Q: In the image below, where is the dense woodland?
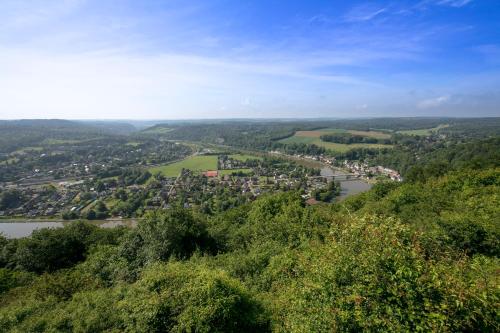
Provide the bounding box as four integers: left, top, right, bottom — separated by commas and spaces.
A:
320, 133, 392, 145
371, 137, 500, 178
0, 120, 135, 154
148, 117, 499, 148
1, 131, 499, 331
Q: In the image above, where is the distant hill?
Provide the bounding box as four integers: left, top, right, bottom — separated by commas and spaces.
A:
0, 119, 134, 153
0, 119, 136, 134
76, 121, 137, 135
138, 117, 500, 151
0, 119, 83, 128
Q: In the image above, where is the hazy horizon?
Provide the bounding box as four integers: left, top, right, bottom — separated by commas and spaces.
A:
2, 115, 499, 123
1, 0, 499, 119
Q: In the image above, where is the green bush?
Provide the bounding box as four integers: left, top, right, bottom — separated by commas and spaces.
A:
119, 261, 269, 332
121, 208, 217, 266
269, 215, 499, 332
0, 261, 269, 332
1, 221, 126, 273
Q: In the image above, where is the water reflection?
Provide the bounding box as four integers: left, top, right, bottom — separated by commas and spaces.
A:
0, 219, 137, 238
0, 222, 64, 238
320, 167, 372, 201
337, 180, 372, 200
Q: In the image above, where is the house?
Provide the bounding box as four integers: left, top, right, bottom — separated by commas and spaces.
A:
203, 170, 219, 177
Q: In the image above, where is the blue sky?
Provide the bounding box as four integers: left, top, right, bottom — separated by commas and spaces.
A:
0, 0, 499, 119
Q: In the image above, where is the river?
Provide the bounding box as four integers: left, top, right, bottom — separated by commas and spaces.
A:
320, 167, 373, 200
0, 219, 137, 238
337, 180, 372, 200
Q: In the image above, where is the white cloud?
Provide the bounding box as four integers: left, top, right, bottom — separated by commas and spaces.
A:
437, 0, 473, 8
0, 46, 376, 119
344, 4, 387, 22
417, 95, 450, 109
0, 0, 496, 119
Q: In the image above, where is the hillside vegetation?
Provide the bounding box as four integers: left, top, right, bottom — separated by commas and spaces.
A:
0, 120, 135, 153
0, 147, 498, 332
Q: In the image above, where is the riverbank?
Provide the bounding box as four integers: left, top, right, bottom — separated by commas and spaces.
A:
0, 218, 137, 238
0, 217, 136, 223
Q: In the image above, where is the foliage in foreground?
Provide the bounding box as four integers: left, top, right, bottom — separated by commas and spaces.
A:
0, 168, 498, 332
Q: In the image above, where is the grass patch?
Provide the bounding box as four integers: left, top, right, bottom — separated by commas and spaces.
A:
347, 130, 391, 139
279, 132, 392, 153
229, 154, 263, 161
42, 138, 89, 145
398, 124, 449, 136
0, 157, 19, 165
293, 129, 347, 138
80, 200, 96, 214
293, 128, 390, 139
13, 147, 43, 154
143, 127, 174, 134
149, 155, 218, 177
104, 198, 119, 209
279, 136, 318, 144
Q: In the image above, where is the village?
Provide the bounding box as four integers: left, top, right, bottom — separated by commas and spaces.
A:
342, 160, 403, 182
0, 153, 336, 219
1, 136, 406, 219
269, 151, 403, 182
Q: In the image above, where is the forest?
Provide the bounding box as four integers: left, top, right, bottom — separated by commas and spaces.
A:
320, 133, 391, 145
0, 137, 498, 332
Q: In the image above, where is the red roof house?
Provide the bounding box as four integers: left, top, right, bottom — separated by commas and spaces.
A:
203, 170, 219, 177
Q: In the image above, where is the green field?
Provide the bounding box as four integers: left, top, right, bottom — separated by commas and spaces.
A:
229, 154, 263, 161
142, 127, 174, 134
279, 129, 392, 152
279, 136, 317, 145
398, 124, 449, 136
13, 146, 44, 154
298, 128, 391, 139
103, 198, 119, 209
0, 157, 19, 165
149, 155, 218, 177
42, 138, 92, 145
80, 200, 96, 214
125, 141, 142, 147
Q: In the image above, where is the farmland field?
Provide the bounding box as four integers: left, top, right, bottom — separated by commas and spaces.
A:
149, 155, 218, 177
347, 130, 391, 139
41, 138, 91, 145
397, 124, 449, 136
279, 129, 392, 152
142, 127, 174, 134
0, 157, 19, 165
294, 129, 391, 139
13, 147, 44, 154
